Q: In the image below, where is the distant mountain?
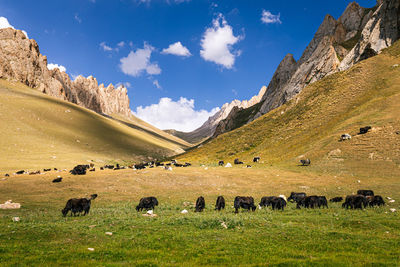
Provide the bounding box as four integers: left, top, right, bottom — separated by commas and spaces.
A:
165, 86, 266, 144
180, 0, 400, 139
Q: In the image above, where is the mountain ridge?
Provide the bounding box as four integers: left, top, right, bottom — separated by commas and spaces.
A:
172, 0, 399, 141
0, 27, 130, 118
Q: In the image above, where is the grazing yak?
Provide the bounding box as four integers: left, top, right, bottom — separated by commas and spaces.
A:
136, 197, 158, 211
297, 196, 319, 209
134, 163, 147, 170
234, 158, 244, 165
359, 126, 372, 134
234, 196, 256, 213
300, 159, 311, 166
52, 177, 62, 183
215, 196, 225, 211
357, 190, 374, 196
70, 165, 89, 175
62, 194, 98, 217
330, 197, 343, 202
253, 157, 260, 163
288, 192, 307, 203
195, 196, 205, 212
259, 196, 275, 208
340, 133, 352, 141
259, 196, 286, 211
366, 195, 385, 207
218, 161, 224, 166
342, 195, 367, 209
318, 196, 328, 208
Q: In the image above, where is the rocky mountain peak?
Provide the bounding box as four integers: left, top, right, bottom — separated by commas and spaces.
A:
338, 2, 364, 32
0, 28, 131, 117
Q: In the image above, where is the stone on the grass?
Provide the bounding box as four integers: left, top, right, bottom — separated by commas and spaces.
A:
0, 200, 21, 209
389, 208, 396, 212
105, 232, 113, 236
181, 209, 188, 214
88, 248, 95, 251
225, 163, 232, 168
12, 217, 20, 222
221, 221, 228, 229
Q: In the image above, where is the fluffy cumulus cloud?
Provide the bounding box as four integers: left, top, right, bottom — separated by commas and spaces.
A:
0, 17, 28, 38
261, 10, 282, 24
134, 97, 219, 132
161, 42, 191, 57
200, 14, 242, 69
47, 63, 67, 73
119, 43, 161, 77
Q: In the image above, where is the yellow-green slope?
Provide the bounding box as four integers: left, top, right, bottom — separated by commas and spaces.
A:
0, 79, 188, 171
179, 41, 400, 178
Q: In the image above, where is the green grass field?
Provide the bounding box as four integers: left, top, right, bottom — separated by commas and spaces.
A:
0, 167, 399, 266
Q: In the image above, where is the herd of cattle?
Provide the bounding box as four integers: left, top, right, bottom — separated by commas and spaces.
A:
61, 190, 386, 217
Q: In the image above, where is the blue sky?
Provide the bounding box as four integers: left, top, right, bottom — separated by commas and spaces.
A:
0, 0, 376, 131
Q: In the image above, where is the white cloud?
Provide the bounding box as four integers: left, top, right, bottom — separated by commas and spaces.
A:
74, 13, 82, 23
0, 17, 28, 38
116, 82, 132, 88
47, 63, 67, 73
200, 14, 242, 69
100, 41, 125, 52
100, 42, 113, 51
119, 43, 161, 77
152, 80, 162, 89
161, 41, 191, 57
134, 97, 219, 132
261, 10, 282, 24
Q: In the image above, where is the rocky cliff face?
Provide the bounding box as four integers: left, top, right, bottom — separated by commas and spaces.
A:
211, 0, 400, 138
0, 28, 130, 117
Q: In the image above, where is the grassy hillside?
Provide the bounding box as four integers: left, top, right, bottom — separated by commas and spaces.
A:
112, 114, 192, 148
178, 41, 400, 179
0, 79, 189, 172
164, 128, 209, 145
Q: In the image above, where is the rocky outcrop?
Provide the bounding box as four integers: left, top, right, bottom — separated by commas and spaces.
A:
340, 0, 400, 70
211, 0, 400, 138
0, 28, 130, 117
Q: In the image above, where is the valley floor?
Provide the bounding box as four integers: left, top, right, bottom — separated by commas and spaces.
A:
0, 166, 399, 266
